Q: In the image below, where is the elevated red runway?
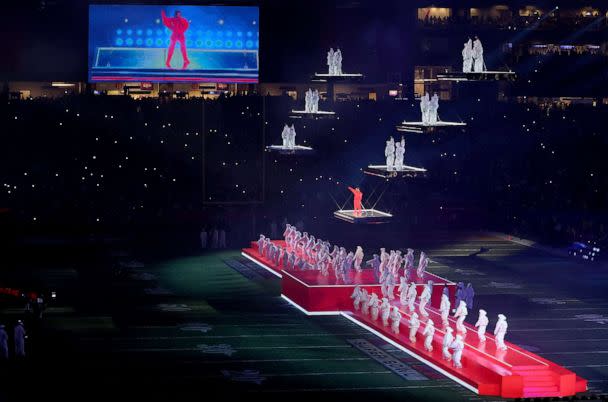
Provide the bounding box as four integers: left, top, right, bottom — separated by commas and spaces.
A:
241, 240, 587, 398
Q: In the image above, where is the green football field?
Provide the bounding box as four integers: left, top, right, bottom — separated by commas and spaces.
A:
2, 235, 606, 401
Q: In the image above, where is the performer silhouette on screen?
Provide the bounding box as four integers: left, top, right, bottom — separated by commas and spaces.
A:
348, 186, 363, 216
161, 9, 190, 69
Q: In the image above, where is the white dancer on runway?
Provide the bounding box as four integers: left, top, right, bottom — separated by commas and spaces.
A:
409, 312, 420, 343
353, 246, 364, 272
442, 327, 454, 360
419, 280, 432, 317
454, 300, 468, 333
423, 319, 435, 352
450, 334, 465, 368
439, 293, 451, 328
351, 286, 362, 311
494, 314, 508, 351
380, 298, 391, 326
475, 309, 489, 342
398, 277, 408, 306
390, 306, 401, 334
406, 281, 417, 313
370, 293, 380, 321
417, 251, 429, 277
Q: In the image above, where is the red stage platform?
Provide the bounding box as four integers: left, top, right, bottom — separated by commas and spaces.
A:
241, 240, 587, 398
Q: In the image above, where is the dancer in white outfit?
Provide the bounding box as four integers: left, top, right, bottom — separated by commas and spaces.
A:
409, 312, 420, 343
454, 300, 468, 333
419, 281, 432, 317
450, 334, 465, 368
423, 319, 435, 352
390, 306, 402, 334
475, 309, 489, 342
494, 314, 508, 351
442, 327, 454, 360
439, 293, 451, 328
462, 38, 473, 72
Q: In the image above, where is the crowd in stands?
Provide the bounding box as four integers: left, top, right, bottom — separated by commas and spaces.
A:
418, 13, 607, 31
0, 89, 606, 250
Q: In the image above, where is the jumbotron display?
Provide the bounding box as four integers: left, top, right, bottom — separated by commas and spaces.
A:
88, 4, 259, 83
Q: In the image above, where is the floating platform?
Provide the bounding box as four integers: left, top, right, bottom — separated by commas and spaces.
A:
241, 239, 588, 399
266, 145, 314, 155
290, 110, 336, 119
365, 165, 427, 179
333, 209, 392, 224
397, 121, 467, 134
312, 73, 364, 82
437, 71, 517, 82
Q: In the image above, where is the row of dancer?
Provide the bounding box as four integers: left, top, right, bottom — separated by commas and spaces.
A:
259, 226, 431, 289
367, 248, 430, 301
384, 136, 406, 171
440, 289, 508, 350
352, 286, 509, 370
352, 287, 464, 367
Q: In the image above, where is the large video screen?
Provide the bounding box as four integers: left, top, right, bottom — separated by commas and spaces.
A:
88, 5, 259, 83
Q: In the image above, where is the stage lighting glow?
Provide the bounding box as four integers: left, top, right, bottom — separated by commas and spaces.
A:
126, 38, 134, 46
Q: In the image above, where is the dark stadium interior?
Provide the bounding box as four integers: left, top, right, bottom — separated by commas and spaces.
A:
0, 1, 607, 401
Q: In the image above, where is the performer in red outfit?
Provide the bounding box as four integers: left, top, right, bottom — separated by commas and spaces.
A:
348, 186, 363, 216
161, 10, 190, 69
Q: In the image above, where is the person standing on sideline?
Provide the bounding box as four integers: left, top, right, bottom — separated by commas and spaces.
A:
211, 228, 219, 249
0, 324, 8, 360
200, 227, 208, 250
219, 228, 227, 249
14, 320, 26, 358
